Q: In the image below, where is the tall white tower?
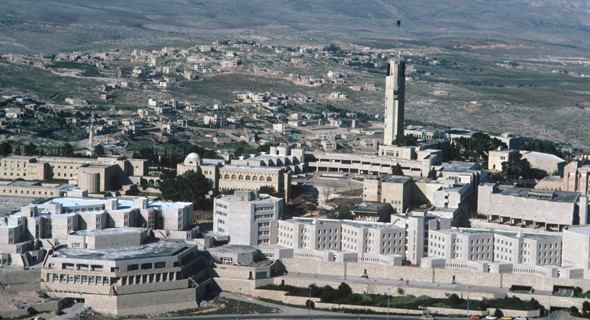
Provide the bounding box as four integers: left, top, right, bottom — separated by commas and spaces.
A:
88, 117, 94, 153
383, 58, 405, 146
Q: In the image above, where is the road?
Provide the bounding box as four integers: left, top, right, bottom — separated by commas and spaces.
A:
165, 315, 463, 320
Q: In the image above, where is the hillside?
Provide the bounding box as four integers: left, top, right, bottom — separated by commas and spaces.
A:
0, 0, 589, 54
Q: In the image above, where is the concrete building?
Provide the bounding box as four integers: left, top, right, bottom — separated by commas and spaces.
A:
384, 58, 405, 146
536, 161, 590, 196
521, 151, 567, 176
422, 229, 563, 277
478, 183, 588, 230
0, 156, 149, 193
363, 175, 412, 213
41, 238, 211, 316
230, 144, 305, 174
212, 190, 283, 246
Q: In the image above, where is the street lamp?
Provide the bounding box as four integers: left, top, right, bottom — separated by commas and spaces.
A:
155, 289, 158, 320
236, 287, 241, 320
308, 286, 312, 320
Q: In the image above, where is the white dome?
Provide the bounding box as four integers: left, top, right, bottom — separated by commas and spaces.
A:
184, 152, 202, 166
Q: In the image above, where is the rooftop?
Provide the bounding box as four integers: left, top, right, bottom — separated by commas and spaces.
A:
72, 228, 142, 237
208, 244, 259, 254
352, 201, 390, 213
53, 239, 191, 261
522, 151, 566, 164
285, 218, 400, 230
222, 165, 282, 171
495, 187, 579, 203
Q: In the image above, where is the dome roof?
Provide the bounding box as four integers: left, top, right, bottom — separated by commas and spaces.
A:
184, 152, 202, 165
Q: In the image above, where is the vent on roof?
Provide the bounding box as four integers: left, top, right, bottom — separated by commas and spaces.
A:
527, 190, 555, 199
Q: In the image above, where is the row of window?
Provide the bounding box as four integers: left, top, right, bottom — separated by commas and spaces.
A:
222, 174, 273, 181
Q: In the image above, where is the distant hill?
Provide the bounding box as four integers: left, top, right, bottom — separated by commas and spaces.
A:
0, 0, 589, 53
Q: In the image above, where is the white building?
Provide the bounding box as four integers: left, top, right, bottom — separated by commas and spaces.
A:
213, 190, 283, 246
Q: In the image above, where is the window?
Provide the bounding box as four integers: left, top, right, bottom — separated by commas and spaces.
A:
267, 176, 272, 181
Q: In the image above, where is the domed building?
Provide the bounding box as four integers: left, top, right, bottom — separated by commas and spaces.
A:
176, 151, 292, 200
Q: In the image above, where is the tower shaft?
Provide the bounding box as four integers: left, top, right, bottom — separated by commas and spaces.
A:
384, 58, 405, 146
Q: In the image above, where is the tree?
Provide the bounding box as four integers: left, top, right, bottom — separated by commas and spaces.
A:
159, 169, 210, 208
391, 164, 403, 176
571, 306, 580, 316
24, 143, 37, 156
234, 147, 245, 158
328, 204, 354, 220
62, 143, 75, 157
93, 144, 106, 157
0, 141, 11, 156
501, 153, 529, 180
448, 293, 462, 306
324, 44, 341, 53
303, 188, 319, 213
427, 168, 437, 180
256, 143, 272, 153
494, 308, 503, 318
14, 145, 21, 155
583, 301, 590, 314
259, 186, 284, 198
337, 282, 352, 297
392, 134, 418, 146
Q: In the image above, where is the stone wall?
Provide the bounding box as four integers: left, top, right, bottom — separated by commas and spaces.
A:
0, 269, 41, 285
280, 258, 590, 291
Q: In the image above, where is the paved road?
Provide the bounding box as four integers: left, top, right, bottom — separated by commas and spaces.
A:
166, 315, 463, 320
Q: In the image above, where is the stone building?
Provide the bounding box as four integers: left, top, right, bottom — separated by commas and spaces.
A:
176, 152, 292, 199
41, 237, 211, 316
478, 183, 588, 230
0, 155, 149, 193
422, 229, 564, 277
212, 190, 283, 246
536, 161, 590, 196
0, 197, 196, 267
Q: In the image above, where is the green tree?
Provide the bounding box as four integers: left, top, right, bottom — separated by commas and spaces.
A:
14, 145, 21, 155
0, 141, 11, 156
494, 308, 503, 318
571, 306, 580, 316
93, 144, 106, 157
256, 143, 272, 153
392, 134, 418, 146
501, 153, 529, 180
234, 147, 245, 158
24, 143, 37, 156
427, 168, 437, 180
391, 164, 403, 176
337, 282, 352, 297
583, 301, 590, 314
303, 188, 319, 213
259, 185, 284, 198
159, 170, 210, 208
62, 143, 75, 157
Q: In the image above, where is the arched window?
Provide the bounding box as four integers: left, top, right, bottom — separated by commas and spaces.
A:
252, 176, 258, 181
266, 176, 272, 182
231, 175, 237, 180
245, 175, 251, 180
238, 175, 243, 180
224, 174, 230, 179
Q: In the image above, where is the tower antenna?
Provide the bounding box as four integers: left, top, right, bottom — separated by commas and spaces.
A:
396, 20, 401, 58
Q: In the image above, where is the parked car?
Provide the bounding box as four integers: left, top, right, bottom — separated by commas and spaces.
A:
486, 316, 497, 320
421, 315, 435, 320
470, 316, 480, 319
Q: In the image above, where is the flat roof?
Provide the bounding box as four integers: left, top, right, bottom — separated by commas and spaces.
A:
522, 151, 566, 163
54, 239, 191, 261
208, 245, 258, 254
352, 201, 390, 213
72, 228, 142, 237
383, 175, 412, 183
495, 187, 579, 203
285, 218, 400, 230
439, 161, 478, 172
436, 228, 560, 240
222, 165, 282, 171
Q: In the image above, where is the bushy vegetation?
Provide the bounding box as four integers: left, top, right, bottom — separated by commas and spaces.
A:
259, 283, 542, 311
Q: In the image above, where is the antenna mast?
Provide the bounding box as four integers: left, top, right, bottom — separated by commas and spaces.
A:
396, 20, 401, 58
